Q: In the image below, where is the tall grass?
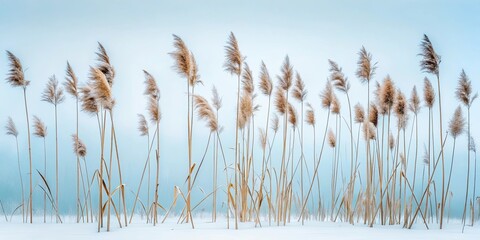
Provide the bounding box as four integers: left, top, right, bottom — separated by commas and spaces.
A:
1, 33, 479, 232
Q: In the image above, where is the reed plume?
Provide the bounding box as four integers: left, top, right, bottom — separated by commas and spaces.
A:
292, 72, 307, 102
409, 86, 421, 115
380, 76, 396, 112
224, 32, 243, 77
423, 77, 435, 108
288, 103, 297, 127
369, 103, 378, 127
194, 95, 218, 132
363, 121, 376, 140
147, 94, 161, 123
329, 59, 350, 92
331, 94, 340, 115
275, 87, 287, 115
389, 132, 395, 151
278, 56, 293, 92
328, 129, 336, 148
259, 61, 273, 96
79, 85, 99, 115
242, 63, 254, 95
6, 51, 29, 87
64, 62, 78, 97
272, 114, 280, 133
72, 134, 87, 158
306, 103, 315, 126
320, 82, 333, 109
449, 106, 464, 139
137, 114, 149, 137
356, 46, 377, 84
96, 43, 115, 86
6, 117, 19, 137
33, 116, 47, 138
419, 34, 440, 76
354, 103, 365, 123
89, 67, 114, 110
394, 89, 408, 130
212, 85, 222, 111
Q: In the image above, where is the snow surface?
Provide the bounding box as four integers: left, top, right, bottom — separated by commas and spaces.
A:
1, 217, 479, 240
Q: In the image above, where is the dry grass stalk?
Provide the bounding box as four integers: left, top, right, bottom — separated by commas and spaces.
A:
5, 117, 24, 222
6, 51, 33, 223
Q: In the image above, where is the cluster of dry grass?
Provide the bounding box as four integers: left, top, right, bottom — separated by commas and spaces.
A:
2, 33, 480, 233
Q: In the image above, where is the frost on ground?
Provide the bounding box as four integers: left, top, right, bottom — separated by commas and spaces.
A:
1, 217, 479, 240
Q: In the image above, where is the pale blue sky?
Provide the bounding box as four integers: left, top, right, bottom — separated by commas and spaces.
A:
0, 0, 479, 217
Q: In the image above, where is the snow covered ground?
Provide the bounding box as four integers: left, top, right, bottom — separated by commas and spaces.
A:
1, 217, 479, 240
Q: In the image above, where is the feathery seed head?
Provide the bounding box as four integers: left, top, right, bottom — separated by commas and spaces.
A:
242, 63, 254, 95
42, 75, 65, 106
456, 69, 477, 108
329, 59, 350, 93
356, 46, 377, 83
423, 77, 435, 108
137, 114, 149, 136
64, 61, 78, 97
6, 51, 29, 88
274, 87, 287, 115
79, 85, 99, 115
96, 42, 115, 86
449, 106, 465, 138
409, 86, 421, 114
292, 72, 307, 102
224, 32, 243, 76
211, 85, 222, 110
259, 61, 273, 96
305, 103, 316, 126
33, 116, 47, 138
320, 81, 333, 109
278, 55, 293, 91
328, 128, 336, 148
72, 134, 87, 158
354, 103, 365, 123
143, 70, 160, 99
194, 95, 217, 132
89, 67, 114, 110
419, 34, 440, 76
5, 117, 18, 137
